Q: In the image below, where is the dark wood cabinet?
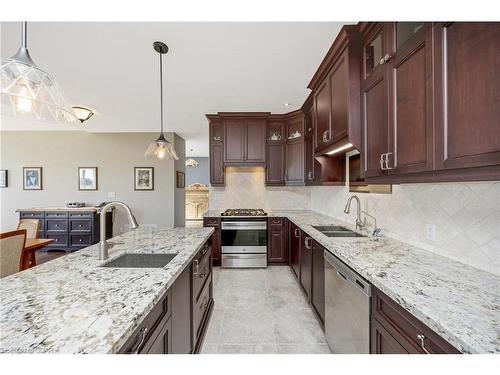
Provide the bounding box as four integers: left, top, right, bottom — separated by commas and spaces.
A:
311, 240, 325, 325
245, 119, 267, 163
171, 264, 192, 354
303, 97, 322, 184
143, 316, 172, 354
300, 236, 313, 300
224, 119, 245, 163
267, 217, 287, 264
289, 222, 301, 279
266, 119, 286, 185
434, 22, 500, 171
285, 112, 305, 185
314, 79, 331, 151
371, 286, 460, 354
203, 217, 221, 266
208, 119, 225, 186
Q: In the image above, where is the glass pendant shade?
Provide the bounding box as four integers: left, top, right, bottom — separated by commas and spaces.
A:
144, 134, 179, 160
0, 23, 76, 123
185, 158, 199, 167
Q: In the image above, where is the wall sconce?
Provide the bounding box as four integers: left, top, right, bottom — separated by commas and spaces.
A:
72, 106, 94, 123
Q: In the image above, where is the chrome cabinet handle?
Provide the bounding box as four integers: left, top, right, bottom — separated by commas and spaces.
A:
379, 57, 385, 65
416, 334, 430, 354
193, 259, 199, 275
383, 53, 392, 62
294, 228, 300, 238
304, 237, 312, 249
385, 152, 394, 170
307, 171, 313, 180
379, 154, 386, 170
322, 130, 327, 142
133, 327, 148, 354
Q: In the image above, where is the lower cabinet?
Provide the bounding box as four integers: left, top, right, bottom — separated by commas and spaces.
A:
203, 217, 221, 266
371, 286, 460, 354
300, 235, 313, 300
119, 239, 213, 354
311, 240, 325, 325
267, 217, 288, 264
289, 222, 302, 279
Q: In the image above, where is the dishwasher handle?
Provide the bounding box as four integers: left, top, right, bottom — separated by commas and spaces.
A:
324, 250, 371, 297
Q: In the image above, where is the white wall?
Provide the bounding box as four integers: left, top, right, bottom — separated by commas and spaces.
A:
209, 166, 311, 211
174, 133, 186, 227
310, 183, 500, 276
0, 131, 184, 233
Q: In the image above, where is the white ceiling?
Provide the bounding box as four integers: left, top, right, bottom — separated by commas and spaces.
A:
1, 22, 345, 156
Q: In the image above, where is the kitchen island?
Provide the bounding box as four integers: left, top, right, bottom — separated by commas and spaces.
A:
204, 209, 500, 354
0, 227, 214, 354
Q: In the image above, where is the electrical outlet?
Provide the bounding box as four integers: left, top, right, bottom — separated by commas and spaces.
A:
108, 192, 115, 199
425, 224, 436, 241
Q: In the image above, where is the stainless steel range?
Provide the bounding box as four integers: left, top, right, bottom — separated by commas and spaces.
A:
220, 209, 267, 268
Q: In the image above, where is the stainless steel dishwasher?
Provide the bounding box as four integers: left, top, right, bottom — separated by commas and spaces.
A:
324, 250, 371, 353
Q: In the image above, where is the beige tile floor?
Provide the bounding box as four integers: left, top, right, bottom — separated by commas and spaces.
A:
201, 266, 331, 354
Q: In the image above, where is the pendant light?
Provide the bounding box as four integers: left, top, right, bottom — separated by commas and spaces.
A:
144, 42, 178, 160
0, 22, 76, 123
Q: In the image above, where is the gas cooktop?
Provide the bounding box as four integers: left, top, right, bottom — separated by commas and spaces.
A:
221, 208, 267, 217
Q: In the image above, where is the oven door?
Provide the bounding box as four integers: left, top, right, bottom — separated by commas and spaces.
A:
221, 220, 267, 254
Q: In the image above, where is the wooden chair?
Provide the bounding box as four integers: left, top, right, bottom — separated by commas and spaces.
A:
17, 219, 40, 239
0, 229, 27, 278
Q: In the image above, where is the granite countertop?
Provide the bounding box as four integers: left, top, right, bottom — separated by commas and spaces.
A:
16, 207, 100, 212
204, 209, 500, 353
0, 227, 214, 354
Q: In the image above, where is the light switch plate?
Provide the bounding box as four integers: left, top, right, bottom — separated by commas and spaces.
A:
108, 192, 115, 199
425, 224, 437, 241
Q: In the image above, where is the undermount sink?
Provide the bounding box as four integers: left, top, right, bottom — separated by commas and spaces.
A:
312, 225, 366, 238
101, 253, 177, 268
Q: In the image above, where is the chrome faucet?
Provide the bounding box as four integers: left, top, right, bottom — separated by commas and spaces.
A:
99, 201, 138, 260
344, 195, 366, 231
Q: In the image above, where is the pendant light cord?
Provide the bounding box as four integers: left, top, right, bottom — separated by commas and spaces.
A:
159, 51, 164, 135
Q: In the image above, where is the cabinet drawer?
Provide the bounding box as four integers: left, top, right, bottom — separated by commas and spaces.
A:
203, 217, 220, 227
20, 211, 44, 219
46, 234, 68, 247
194, 279, 212, 340
372, 287, 460, 354
69, 212, 93, 218
119, 291, 171, 354
193, 245, 211, 303
46, 219, 68, 232
70, 220, 92, 232
268, 217, 285, 227
70, 234, 92, 247
45, 212, 68, 218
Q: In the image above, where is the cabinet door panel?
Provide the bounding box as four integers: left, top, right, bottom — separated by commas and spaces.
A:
389, 26, 433, 174
300, 236, 312, 300
266, 143, 285, 185
210, 144, 224, 185
314, 80, 331, 151
171, 266, 192, 354
435, 22, 500, 170
289, 223, 301, 279
268, 229, 287, 263
330, 54, 348, 142
371, 319, 408, 354
285, 140, 304, 183
311, 241, 325, 324
143, 318, 172, 354
362, 72, 389, 178
246, 120, 266, 163
224, 120, 245, 163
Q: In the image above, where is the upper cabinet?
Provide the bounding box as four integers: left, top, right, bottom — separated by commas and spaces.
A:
433, 22, 500, 172
285, 111, 305, 185
308, 25, 362, 155
266, 117, 286, 185
221, 114, 267, 164
207, 117, 225, 186
361, 22, 500, 183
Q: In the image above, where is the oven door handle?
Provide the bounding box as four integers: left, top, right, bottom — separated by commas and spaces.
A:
221, 222, 267, 230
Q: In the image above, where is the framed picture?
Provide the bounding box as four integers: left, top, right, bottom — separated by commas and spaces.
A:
78, 167, 98, 191
0, 170, 7, 188
134, 167, 154, 191
23, 167, 42, 190
176, 171, 185, 188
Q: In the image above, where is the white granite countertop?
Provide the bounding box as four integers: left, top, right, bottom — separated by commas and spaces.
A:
204, 209, 500, 353
0, 227, 214, 354
16, 207, 100, 212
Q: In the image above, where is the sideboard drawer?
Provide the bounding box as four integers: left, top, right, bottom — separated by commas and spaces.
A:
70, 234, 92, 247
69, 212, 93, 218
46, 219, 68, 232
20, 212, 44, 219
70, 220, 92, 232
46, 234, 68, 247
45, 212, 68, 219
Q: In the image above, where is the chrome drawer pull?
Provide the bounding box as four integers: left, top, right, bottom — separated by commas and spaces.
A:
416, 334, 430, 354
133, 327, 148, 354
193, 260, 199, 275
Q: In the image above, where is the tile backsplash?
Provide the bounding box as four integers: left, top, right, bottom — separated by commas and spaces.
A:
310, 183, 500, 276
209, 166, 311, 210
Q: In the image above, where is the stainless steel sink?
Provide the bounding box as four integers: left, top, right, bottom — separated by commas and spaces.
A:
101, 253, 177, 268
312, 225, 366, 238
312, 225, 350, 232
